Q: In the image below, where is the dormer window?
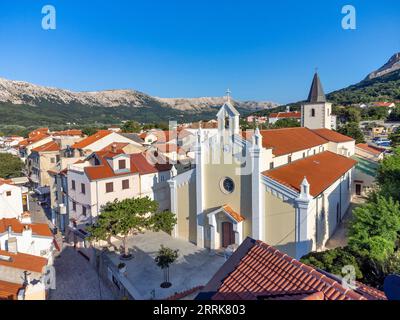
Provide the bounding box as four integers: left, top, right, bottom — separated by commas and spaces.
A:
119, 159, 126, 170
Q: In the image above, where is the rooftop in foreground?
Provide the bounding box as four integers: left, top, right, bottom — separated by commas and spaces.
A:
197, 238, 386, 300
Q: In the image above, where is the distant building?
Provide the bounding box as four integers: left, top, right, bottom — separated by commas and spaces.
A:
268, 111, 301, 125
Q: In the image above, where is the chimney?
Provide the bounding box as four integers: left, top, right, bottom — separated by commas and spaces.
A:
111, 143, 117, 153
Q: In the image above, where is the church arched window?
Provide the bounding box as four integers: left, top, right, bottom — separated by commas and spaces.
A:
311, 108, 316, 117
224, 116, 230, 129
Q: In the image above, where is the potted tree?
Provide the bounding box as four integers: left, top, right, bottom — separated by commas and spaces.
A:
155, 245, 179, 288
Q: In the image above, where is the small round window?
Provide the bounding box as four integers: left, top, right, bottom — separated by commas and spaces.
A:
221, 177, 235, 194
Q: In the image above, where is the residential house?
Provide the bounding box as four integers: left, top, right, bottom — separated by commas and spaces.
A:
352, 143, 386, 197
66, 150, 173, 248
246, 115, 268, 124
0, 178, 29, 219
0, 249, 50, 300
18, 132, 53, 160
71, 130, 142, 156
196, 237, 386, 300
0, 214, 55, 263
268, 111, 301, 125
169, 73, 356, 259
372, 102, 396, 114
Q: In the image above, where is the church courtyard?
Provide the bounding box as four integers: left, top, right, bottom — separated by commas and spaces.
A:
101, 231, 226, 300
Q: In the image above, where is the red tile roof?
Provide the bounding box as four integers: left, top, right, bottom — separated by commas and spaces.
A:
31, 141, 60, 153
269, 112, 301, 119
0, 280, 24, 300
373, 102, 394, 107
28, 128, 49, 138
222, 205, 245, 222
356, 143, 385, 156
0, 178, 13, 186
84, 152, 137, 181
83, 152, 172, 181
130, 153, 173, 175
100, 142, 130, 153
312, 128, 354, 143
242, 127, 328, 156
0, 250, 48, 273
199, 238, 386, 300
18, 133, 49, 147
263, 151, 357, 197
71, 130, 113, 149
0, 218, 53, 237
154, 143, 181, 153
53, 129, 83, 136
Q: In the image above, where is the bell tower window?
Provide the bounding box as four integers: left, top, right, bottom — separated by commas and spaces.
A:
311, 109, 316, 117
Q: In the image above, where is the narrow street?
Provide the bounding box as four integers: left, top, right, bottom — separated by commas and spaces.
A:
48, 244, 114, 300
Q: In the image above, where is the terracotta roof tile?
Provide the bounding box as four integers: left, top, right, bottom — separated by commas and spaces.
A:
18, 133, 49, 147
71, 130, 113, 149
200, 238, 386, 301
53, 129, 83, 136
269, 112, 301, 119
356, 143, 385, 156
242, 127, 328, 156
0, 250, 48, 273
31, 141, 60, 153
0, 218, 53, 237
222, 205, 245, 222
312, 128, 354, 143
263, 151, 357, 197
0, 280, 24, 300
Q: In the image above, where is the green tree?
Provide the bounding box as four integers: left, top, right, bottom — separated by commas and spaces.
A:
300, 247, 363, 279
88, 197, 157, 258
271, 118, 301, 129
389, 132, 400, 148
150, 211, 177, 235
0, 153, 24, 179
376, 147, 400, 201
337, 122, 365, 143
121, 121, 141, 133
88, 197, 177, 258
82, 127, 102, 136
348, 196, 400, 262
154, 245, 179, 288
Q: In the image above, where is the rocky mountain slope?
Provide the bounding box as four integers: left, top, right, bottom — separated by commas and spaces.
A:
365, 52, 400, 80
0, 77, 276, 113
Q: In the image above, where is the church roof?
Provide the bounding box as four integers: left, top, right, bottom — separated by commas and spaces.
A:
217, 101, 240, 118
242, 127, 328, 156
262, 151, 357, 197
307, 72, 326, 103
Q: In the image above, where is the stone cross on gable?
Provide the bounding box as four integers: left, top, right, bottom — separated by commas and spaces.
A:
226, 88, 231, 102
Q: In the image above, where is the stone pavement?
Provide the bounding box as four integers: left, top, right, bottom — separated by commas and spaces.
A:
49, 245, 114, 300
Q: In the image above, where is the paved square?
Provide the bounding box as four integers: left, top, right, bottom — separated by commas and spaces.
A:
105, 231, 226, 300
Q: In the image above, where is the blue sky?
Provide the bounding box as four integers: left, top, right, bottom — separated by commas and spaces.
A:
0, 0, 399, 104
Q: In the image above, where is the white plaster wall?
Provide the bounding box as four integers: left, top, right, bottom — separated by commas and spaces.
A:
0, 184, 24, 219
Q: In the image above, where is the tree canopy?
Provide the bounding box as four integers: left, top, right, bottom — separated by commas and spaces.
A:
337, 122, 365, 144
88, 197, 177, 256
121, 120, 141, 133
0, 153, 24, 179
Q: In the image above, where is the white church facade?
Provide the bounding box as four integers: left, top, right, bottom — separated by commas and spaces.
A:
169, 73, 356, 259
